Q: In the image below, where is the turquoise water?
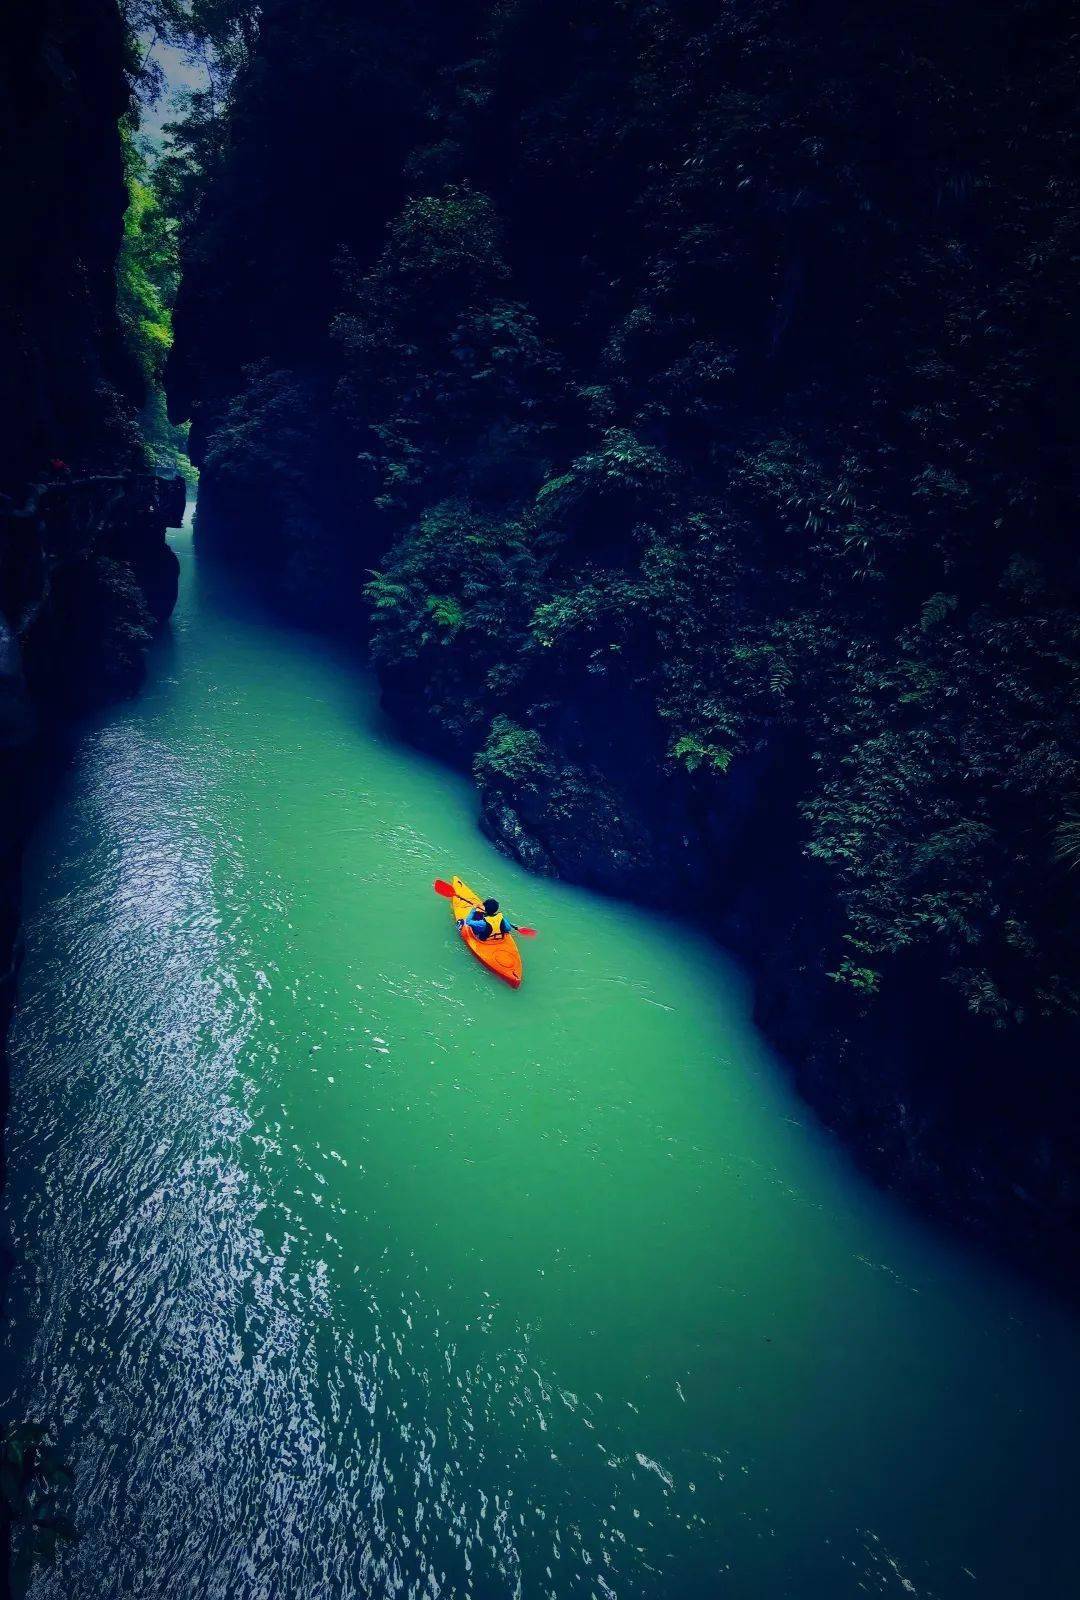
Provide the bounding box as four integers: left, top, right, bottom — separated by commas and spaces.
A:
2, 517, 1077, 1598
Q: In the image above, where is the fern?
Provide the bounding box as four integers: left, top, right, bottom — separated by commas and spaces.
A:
426, 593, 466, 634
363, 571, 408, 611
919, 591, 958, 631
670, 734, 732, 774
769, 653, 794, 695
535, 471, 576, 504
1053, 811, 1080, 871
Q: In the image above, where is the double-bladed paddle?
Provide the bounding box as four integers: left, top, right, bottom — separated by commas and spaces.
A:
432, 879, 537, 936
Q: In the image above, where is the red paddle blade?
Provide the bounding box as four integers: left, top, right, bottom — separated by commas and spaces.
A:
515, 927, 538, 937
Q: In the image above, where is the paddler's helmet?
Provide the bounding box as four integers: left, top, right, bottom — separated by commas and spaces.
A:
483, 898, 500, 914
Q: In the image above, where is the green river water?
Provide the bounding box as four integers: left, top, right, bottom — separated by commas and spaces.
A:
2, 519, 1078, 1599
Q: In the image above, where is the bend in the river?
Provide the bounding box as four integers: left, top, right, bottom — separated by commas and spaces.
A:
3, 517, 1078, 1598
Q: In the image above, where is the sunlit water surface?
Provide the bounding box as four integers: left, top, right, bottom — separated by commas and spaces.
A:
3, 517, 1078, 1599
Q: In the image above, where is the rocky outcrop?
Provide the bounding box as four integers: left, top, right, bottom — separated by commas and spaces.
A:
1, 474, 182, 707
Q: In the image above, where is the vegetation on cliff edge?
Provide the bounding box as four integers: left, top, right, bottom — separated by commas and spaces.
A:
168, 0, 1079, 1042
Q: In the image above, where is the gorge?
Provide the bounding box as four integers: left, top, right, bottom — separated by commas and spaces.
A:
1, 2, 1078, 1596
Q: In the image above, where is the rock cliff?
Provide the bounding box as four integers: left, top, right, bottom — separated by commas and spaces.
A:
0, 0, 184, 1376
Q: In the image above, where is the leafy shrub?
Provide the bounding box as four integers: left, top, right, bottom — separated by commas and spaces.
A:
474, 715, 553, 793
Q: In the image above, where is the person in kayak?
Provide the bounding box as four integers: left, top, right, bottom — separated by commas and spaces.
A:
458, 898, 518, 942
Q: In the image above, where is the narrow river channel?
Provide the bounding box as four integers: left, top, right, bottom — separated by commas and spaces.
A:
3, 518, 1077, 1599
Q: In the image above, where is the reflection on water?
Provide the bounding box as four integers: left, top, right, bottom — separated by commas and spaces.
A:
2, 527, 1078, 1599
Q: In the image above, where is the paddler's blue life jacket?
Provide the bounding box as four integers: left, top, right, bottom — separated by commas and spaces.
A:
465, 906, 505, 941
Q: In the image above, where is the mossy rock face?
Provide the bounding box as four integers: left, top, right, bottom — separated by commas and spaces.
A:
479, 798, 558, 876
8, 475, 182, 714
477, 736, 667, 897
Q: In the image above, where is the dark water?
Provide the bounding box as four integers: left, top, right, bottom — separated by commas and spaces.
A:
3, 519, 1078, 1598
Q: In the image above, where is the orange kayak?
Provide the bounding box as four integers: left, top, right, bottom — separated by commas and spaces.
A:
450, 875, 522, 989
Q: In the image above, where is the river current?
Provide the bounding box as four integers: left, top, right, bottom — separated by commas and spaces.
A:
2, 518, 1077, 1598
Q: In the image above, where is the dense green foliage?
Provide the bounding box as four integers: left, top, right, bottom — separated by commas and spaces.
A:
117, 129, 174, 381
172, 0, 1079, 1039
116, 125, 194, 478
115, 0, 260, 478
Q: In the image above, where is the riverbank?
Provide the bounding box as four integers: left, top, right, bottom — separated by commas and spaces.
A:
1, 471, 184, 1176
378, 664, 1079, 1294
